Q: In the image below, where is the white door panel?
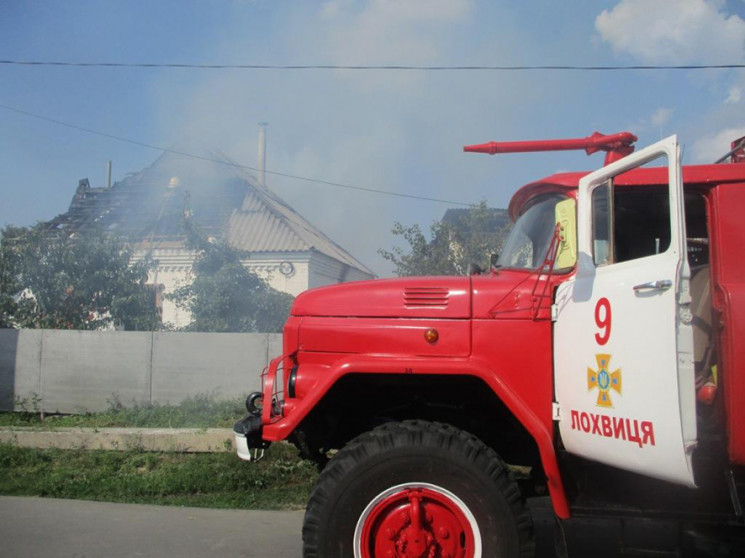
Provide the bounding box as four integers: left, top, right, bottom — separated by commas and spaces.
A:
554, 135, 697, 487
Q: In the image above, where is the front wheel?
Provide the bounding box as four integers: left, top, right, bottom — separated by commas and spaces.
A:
302, 420, 534, 557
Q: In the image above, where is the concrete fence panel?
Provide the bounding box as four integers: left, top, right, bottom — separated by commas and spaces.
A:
268, 334, 283, 365
40, 330, 153, 414
1, 329, 42, 410
150, 332, 266, 405
0, 329, 282, 414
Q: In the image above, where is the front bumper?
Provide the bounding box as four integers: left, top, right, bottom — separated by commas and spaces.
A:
234, 355, 289, 460
233, 414, 270, 461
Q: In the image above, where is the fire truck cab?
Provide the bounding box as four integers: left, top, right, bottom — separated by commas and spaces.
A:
235, 133, 745, 557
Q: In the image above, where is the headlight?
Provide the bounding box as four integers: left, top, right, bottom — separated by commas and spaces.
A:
288, 365, 299, 398
246, 391, 263, 415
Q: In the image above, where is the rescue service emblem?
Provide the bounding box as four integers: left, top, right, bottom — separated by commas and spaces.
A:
587, 354, 622, 407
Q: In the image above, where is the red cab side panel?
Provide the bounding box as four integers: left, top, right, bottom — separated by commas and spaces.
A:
710, 183, 745, 464
471, 317, 563, 514
471, 319, 554, 433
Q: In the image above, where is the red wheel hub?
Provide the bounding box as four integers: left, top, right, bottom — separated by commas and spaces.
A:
357, 485, 477, 558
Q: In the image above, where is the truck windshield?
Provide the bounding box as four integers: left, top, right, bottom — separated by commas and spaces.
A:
497, 195, 565, 270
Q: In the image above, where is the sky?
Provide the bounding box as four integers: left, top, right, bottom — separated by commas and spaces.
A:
1, 0, 744, 276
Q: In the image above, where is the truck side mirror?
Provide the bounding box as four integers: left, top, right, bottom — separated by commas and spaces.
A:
469, 262, 484, 275
489, 253, 500, 269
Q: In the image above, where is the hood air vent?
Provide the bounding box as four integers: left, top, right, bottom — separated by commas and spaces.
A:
404, 287, 450, 308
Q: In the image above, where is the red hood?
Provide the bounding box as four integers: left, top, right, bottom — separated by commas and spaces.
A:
292, 276, 472, 319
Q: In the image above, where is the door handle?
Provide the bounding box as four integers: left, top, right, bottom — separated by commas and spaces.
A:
633, 279, 672, 291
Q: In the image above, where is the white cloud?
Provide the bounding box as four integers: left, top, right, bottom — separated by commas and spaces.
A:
321, 0, 471, 27
725, 85, 743, 103
627, 107, 674, 135
319, 0, 471, 88
595, 0, 745, 64
321, 0, 350, 20
651, 107, 673, 127
691, 126, 745, 162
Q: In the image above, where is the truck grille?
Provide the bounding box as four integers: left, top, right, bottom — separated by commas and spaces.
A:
404, 287, 449, 308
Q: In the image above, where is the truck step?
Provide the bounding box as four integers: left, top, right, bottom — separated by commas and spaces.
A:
618, 519, 679, 558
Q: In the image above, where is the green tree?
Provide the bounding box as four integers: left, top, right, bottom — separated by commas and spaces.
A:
379, 201, 511, 277
0, 225, 160, 330
168, 223, 293, 333
0, 226, 34, 328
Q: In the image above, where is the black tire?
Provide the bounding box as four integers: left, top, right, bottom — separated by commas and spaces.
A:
303, 420, 534, 558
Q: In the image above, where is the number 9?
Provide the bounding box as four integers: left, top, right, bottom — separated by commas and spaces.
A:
595, 297, 611, 345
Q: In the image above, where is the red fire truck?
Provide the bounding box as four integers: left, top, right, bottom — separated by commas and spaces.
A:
234, 132, 745, 557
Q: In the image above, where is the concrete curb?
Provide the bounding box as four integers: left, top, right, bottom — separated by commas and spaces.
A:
0, 427, 234, 453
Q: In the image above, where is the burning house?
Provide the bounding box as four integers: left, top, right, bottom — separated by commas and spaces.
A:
43, 143, 374, 327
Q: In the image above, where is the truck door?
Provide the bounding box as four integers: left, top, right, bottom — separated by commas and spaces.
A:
554, 135, 697, 487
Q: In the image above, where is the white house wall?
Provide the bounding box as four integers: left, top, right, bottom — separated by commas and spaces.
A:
131, 245, 197, 329
133, 248, 315, 329
132, 247, 372, 330
240, 252, 311, 297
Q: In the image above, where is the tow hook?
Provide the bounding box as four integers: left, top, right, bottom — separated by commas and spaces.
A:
233, 391, 271, 462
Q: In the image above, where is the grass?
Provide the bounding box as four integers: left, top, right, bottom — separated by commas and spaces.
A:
2, 394, 247, 429
1, 396, 320, 509
0, 441, 319, 510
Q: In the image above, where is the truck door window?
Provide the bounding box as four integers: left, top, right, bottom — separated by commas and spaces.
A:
592, 180, 613, 266
685, 192, 709, 268
591, 170, 671, 265
614, 186, 671, 262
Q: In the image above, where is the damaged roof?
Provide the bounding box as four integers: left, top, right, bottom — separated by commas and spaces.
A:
44, 146, 373, 275
224, 169, 374, 274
